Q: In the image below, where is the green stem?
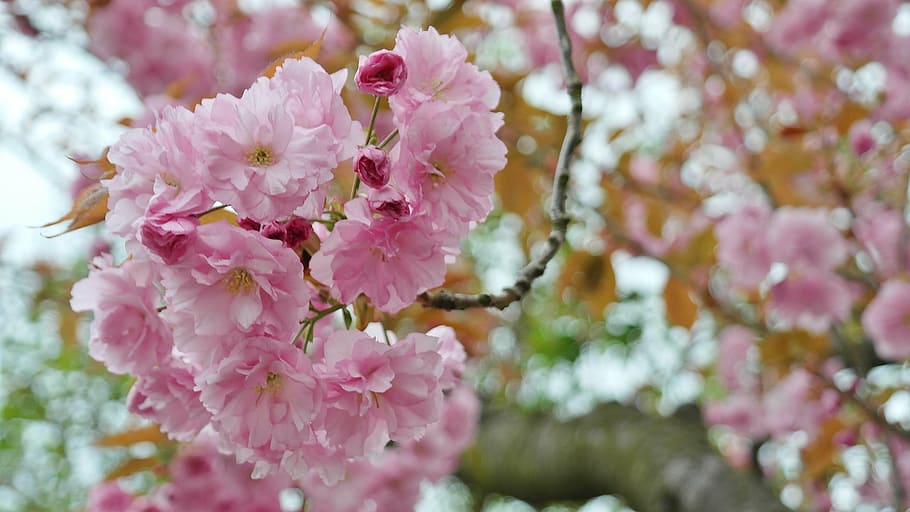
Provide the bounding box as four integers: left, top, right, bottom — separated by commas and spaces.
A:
377, 129, 399, 150
351, 97, 382, 198
295, 304, 346, 349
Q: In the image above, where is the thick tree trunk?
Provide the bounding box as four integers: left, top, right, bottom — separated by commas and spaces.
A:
460, 403, 786, 512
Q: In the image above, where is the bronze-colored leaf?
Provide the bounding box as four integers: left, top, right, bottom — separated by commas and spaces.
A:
663, 276, 698, 329
198, 208, 237, 226
96, 425, 168, 447
260, 29, 326, 79
558, 251, 617, 317
41, 182, 108, 236
104, 457, 159, 481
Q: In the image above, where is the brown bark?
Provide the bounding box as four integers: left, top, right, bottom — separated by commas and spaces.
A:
461, 403, 787, 512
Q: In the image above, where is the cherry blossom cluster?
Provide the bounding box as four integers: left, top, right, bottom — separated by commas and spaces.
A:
86, 386, 478, 512
86, 433, 290, 512
72, 25, 504, 493
85, 0, 354, 103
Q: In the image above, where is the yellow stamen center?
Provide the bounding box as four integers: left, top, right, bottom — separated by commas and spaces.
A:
224, 267, 256, 295
247, 146, 273, 167
255, 372, 282, 403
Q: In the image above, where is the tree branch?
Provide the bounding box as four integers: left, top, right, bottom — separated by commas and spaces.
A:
460, 403, 787, 512
418, 0, 582, 311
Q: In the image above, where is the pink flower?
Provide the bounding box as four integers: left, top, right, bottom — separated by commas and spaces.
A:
395, 102, 507, 240
198, 62, 354, 222
70, 256, 172, 375
150, 435, 290, 512
854, 203, 906, 278
127, 358, 211, 441
213, 7, 355, 95
400, 384, 480, 480
767, 207, 848, 271
390, 27, 500, 119
315, 329, 444, 459
849, 120, 876, 156
106, 105, 211, 237
704, 392, 768, 438
161, 221, 309, 350
714, 203, 772, 289
355, 50, 408, 96
198, 336, 322, 475
862, 280, 910, 360
87, 2, 215, 99
767, 270, 853, 333
353, 146, 391, 189
716, 325, 755, 392
137, 208, 198, 264
763, 369, 838, 439
426, 325, 467, 391
87, 481, 134, 512
309, 198, 447, 313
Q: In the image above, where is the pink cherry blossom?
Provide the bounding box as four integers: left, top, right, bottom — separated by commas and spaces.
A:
212, 7, 354, 96
106, 105, 211, 237
767, 207, 848, 271
355, 50, 408, 97
197, 336, 322, 476
714, 203, 772, 289
390, 26, 500, 120
70, 255, 172, 375
763, 369, 839, 439
862, 279, 910, 360
849, 120, 876, 156
127, 358, 211, 441
396, 102, 507, 239
400, 384, 481, 480
87, 1, 215, 99
196, 65, 351, 222
768, 270, 853, 333
315, 329, 444, 459
854, 203, 906, 278
146, 434, 290, 512
426, 325, 467, 391
309, 198, 447, 313
87, 481, 134, 512
161, 221, 309, 347
703, 392, 769, 438
716, 325, 755, 392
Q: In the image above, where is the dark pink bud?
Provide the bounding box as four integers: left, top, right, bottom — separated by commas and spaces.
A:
283, 217, 313, 247
355, 50, 408, 97
368, 186, 410, 219
260, 221, 286, 242
237, 217, 262, 231
138, 212, 198, 264
354, 146, 391, 189
848, 121, 875, 156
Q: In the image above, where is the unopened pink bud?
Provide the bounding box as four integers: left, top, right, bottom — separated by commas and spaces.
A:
355, 50, 408, 97
283, 217, 313, 247
354, 147, 391, 189
138, 212, 198, 264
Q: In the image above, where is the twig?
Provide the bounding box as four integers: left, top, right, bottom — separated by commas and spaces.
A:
418, 0, 582, 311
806, 368, 910, 445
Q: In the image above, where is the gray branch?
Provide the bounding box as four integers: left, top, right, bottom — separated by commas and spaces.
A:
461, 403, 787, 512
419, 0, 581, 311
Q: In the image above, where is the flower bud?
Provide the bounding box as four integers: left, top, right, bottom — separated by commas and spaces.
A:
283, 217, 313, 247
355, 50, 408, 97
354, 146, 391, 189
138, 212, 198, 264
368, 186, 410, 220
